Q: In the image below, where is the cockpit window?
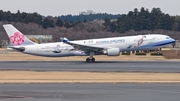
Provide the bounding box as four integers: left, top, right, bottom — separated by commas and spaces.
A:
166, 37, 170, 39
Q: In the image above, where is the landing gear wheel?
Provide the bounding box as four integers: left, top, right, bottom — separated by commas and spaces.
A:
86, 58, 90, 62
92, 58, 95, 62
86, 51, 95, 63
86, 58, 95, 63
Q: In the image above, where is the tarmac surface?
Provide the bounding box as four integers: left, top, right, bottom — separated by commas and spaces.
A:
0, 61, 180, 72
0, 83, 180, 101
1, 61, 180, 101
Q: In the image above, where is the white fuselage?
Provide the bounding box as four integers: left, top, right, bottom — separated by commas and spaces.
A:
17, 34, 175, 57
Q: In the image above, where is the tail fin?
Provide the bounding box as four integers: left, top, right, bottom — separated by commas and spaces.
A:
3, 24, 36, 46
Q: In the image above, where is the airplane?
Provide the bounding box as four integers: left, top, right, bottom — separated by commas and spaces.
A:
3, 24, 175, 62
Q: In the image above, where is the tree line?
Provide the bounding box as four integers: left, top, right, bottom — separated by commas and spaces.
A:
104, 7, 180, 33
1, 8, 180, 33
60, 13, 120, 22
0, 10, 120, 29
0, 10, 42, 24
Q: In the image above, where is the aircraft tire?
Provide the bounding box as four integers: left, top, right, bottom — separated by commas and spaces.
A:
86, 58, 95, 63
86, 58, 90, 62
92, 58, 95, 62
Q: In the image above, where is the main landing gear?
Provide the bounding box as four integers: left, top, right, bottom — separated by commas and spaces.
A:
86, 57, 95, 62
86, 51, 95, 62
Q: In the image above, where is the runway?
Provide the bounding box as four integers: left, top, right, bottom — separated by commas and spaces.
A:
0, 61, 180, 101
0, 61, 180, 72
0, 83, 180, 101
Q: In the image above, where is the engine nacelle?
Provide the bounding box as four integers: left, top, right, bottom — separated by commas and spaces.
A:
103, 48, 120, 56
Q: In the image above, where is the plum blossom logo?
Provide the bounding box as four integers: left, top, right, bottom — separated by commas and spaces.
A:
10, 32, 25, 45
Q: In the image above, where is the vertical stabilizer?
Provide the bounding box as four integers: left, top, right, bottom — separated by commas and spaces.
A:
3, 24, 36, 46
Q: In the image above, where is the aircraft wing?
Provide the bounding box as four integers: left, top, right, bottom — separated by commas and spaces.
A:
62, 38, 104, 52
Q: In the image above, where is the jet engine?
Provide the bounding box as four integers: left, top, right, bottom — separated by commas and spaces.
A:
103, 48, 120, 56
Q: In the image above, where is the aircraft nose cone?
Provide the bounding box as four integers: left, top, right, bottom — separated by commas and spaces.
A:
171, 38, 175, 43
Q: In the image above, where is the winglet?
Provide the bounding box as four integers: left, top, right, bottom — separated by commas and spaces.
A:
3, 24, 36, 46
61, 37, 69, 43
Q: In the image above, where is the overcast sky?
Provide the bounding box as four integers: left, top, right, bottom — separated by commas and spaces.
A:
0, 0, 179, 16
